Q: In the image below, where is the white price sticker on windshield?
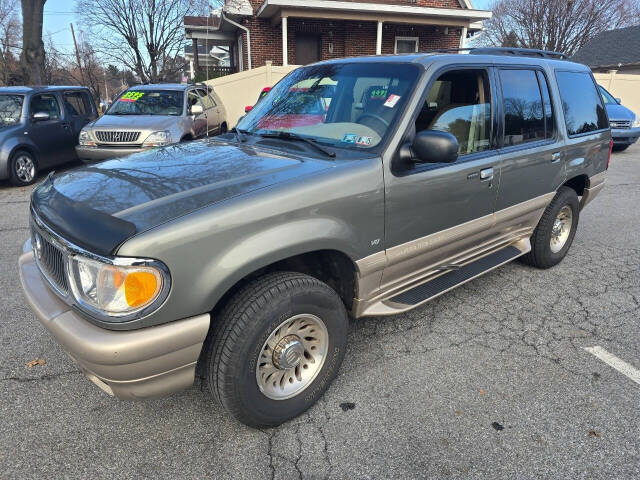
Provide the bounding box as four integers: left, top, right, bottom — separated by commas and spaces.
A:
384, 94, 401, 108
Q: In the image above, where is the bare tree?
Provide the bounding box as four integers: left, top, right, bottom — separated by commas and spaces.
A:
0, 0, 21, 85
76, 0, 208, 83
20, 0, 46, 84
482, 0, 640, 56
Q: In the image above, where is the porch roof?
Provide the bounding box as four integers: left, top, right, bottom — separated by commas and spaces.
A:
256, 0, 491, 28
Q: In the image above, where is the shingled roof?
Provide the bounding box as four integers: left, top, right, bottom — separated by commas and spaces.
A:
572, 25, 640, 68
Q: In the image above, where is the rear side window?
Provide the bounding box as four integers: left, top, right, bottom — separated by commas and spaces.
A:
555, 71, 608, 136
197, 89, 215, 109
63, 92, 89, 116
499, 69, 545, 146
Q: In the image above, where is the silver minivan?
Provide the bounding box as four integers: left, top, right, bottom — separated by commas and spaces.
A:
75, 83, 228, 161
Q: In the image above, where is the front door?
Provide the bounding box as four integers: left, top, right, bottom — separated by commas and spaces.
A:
28, 92, 75, 167
187, 90, 207, 138
295, 33, 320, 65
382, 68, 501, 291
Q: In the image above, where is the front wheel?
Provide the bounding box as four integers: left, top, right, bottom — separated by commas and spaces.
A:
204, 272, 348, 427
521, 186, 579, 269
9, 150, 38, 186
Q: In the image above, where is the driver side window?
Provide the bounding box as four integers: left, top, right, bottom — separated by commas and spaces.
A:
416, 69, 493, 156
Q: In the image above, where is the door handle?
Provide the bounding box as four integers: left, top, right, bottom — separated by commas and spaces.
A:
480, 167, 494, 181
551, 152, 561, 163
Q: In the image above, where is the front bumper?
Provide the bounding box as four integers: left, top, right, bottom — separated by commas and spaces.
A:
611, 126, 640, 145
18, 248, 210, 399
75, 145, 149, 162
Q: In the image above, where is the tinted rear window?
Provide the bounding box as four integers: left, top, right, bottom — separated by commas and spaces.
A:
499, 69, 545, 146
555, 71, 608, 136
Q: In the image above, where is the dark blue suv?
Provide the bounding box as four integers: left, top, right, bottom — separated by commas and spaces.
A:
0, 86, 97, 186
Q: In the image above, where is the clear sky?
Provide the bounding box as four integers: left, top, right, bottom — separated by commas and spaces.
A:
40, 0, 494, 57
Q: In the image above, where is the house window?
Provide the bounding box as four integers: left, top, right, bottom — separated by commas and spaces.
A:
395, 37, 419, 54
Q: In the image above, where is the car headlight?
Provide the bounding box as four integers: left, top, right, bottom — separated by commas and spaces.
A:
68, 254, 170, 319
78, 129, 95, 147
633, 115, 640, 128
142, 130, 172, 147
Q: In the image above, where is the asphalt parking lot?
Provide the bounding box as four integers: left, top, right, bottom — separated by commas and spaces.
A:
1, 146, 639, 479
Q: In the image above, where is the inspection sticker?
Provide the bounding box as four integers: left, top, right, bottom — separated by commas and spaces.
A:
120, 91, 145, 102
383, 94, 401, 108
342, 133, 358, 144
355, 136, 372, 146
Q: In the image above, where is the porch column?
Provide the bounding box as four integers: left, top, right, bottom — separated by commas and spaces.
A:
376, 21, 383, 55
192, 38, 200, 73
459, 27, 468, 49
282, 16, 288, 66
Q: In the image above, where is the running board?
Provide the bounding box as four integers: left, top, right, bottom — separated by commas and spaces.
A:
361, 239, 530, 316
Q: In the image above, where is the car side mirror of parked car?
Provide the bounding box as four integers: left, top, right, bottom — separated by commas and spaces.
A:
403, 130, 458, 164
190, 104, 203, 115
32, 112, 50, 122
615, 97, 622, 104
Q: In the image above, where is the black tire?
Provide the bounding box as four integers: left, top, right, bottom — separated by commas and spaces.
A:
9, 150, 38, 186
612, 144, 629, 152
520, 186, 579, 269
204, 272, 348, 428
219, 122, 228, 134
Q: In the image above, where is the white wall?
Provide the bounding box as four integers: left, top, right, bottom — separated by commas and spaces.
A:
594, 71, 640, 115
206, 62, 300, 127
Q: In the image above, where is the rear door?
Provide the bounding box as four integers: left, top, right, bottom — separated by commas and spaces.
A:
493, 66, 564, 237
62, 90, 97, 140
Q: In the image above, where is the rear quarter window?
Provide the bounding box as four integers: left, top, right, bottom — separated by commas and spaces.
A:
555, 71, 608, 136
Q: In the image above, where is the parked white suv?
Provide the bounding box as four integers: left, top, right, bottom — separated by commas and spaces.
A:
76, 83, 227, 161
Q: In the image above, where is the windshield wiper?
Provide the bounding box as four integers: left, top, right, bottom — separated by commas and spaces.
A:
258, 131, 336, 158
230, 127, 249, 143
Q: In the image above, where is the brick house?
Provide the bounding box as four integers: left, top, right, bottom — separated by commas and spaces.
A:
185, 0, 491, 77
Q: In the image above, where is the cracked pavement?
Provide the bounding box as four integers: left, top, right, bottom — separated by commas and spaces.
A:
1, 147, 639, 479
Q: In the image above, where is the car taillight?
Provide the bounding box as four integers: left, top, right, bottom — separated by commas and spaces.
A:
606, 138, 613, 169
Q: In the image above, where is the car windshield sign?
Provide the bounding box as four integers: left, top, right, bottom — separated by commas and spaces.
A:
0, 94, 24, 127
237, 63, 420, 152
107, 90, 184, 116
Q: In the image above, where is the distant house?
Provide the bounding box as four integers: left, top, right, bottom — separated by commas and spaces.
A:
184, 0, 491, 78
572, 25, 640, 74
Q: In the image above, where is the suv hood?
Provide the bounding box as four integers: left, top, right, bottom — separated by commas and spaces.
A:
89, 114, 181, 130
31, 140, 331, 255
605, 103, 635, 122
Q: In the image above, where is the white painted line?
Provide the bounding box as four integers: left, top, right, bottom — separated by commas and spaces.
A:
584, 346, 640, 386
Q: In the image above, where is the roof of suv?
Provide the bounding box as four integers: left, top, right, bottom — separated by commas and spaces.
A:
0, 85, 91, 94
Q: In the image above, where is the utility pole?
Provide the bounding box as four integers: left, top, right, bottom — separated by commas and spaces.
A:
104, 70, 108, 102
70, 23, 85, 84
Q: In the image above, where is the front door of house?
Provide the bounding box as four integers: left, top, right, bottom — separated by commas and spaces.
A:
295, 33, 321, 65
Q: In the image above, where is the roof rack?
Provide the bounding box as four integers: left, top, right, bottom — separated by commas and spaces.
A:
428, 47, 569, 60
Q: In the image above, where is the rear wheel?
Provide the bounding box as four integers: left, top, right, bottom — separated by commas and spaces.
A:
9, 150, 37, 186
219, 122, 228, 135
204, 272, 348, 427
521, 186, 579, 269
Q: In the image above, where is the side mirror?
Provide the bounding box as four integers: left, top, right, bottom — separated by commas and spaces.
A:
407, 130, 458, 164
615, 97, 622, 104
32, 111, 50, 122
190, 104, 203, 115
245, 105, 253, 113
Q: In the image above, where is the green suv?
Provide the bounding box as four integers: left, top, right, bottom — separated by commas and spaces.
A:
19, 48, 610, 427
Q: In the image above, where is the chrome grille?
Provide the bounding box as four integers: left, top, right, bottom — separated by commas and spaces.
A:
610, 120, 631, 129
95, 130, 141, 143
31, 222, 69, 295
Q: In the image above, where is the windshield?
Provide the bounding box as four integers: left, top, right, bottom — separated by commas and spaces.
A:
106, 89, 184, 116
598, 85, 618, 105
237, 63, 420, 150
0, 94, 24, 126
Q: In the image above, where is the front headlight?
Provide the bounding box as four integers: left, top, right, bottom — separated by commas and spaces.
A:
78, 129, 95, 146
633, 115, 640, 128
142, 130, 172, 147
68, 254, 169, 318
